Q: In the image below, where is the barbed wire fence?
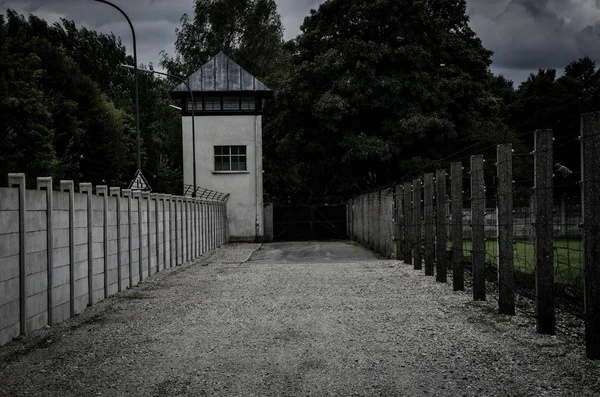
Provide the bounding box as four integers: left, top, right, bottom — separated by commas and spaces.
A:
346, 112, 600, 360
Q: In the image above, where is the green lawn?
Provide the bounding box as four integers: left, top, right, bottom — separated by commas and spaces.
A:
447, 239, 583, 287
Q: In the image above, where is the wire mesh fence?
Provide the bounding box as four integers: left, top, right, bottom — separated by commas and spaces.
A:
346, 113, 600, 359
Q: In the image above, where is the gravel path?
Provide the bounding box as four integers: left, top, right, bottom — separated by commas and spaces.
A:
1, 242, 599, 396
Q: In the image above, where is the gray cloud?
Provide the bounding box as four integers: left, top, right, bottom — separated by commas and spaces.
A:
467, 0, 600, 84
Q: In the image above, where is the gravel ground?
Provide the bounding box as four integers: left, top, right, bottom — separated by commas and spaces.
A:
0, 242, 599, 396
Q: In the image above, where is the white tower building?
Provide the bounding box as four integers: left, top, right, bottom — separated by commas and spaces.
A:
170, 53, 272, 242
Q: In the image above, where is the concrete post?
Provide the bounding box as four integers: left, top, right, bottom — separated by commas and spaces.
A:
174, 197, 179, 266
471, 156, 486, 301
403, 182, 413, 265
37, 177, 53, 325
581, 112, 600, 359
209, 203, 214, 250
60, 181, 75, 316
436, 169, 448, 283
96, 186, 108, 300
451, 163, 464, 291
9, 173, 27, 335
142, 192, 151, 275
413, 179, 422, 270
534, 129, 555, 335
200, 201, 208, 254
185, 198, 190, 261
166, 195, 172, 267
161, 195, 167, 269
150, 193, 160, 272
134, 191, 143, 281
497, 145, 515, 315
110, 188, 122, 292
122, 189, 133, 287
79, 183, 93, 306
423, 173, 435, 276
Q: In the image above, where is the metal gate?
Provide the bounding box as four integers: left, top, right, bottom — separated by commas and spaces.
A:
273, 205, 347, 241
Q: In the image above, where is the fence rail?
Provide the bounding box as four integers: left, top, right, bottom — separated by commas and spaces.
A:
346, 112, 600, 360
0, 175, 229, 346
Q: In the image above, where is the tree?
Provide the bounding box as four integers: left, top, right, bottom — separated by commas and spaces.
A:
0, 10, 185, 193
160, 0, 284, 78
266, 0, 504, 203
0, 12, 57, 186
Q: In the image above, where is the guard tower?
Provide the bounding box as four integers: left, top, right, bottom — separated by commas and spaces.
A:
170, 52, 272, 242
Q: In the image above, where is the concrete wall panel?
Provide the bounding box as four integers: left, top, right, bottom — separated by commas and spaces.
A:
0, 255, 19, 282
0, 183, 228, 346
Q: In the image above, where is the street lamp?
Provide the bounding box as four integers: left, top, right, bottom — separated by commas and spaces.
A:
95, 0, 141, 172
121, 64, 198, 197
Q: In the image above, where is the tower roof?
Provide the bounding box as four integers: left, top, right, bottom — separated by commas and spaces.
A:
171, 52, 271, 94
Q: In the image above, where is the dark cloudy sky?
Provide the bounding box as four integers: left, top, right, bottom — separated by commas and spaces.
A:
2, 0, 600, 86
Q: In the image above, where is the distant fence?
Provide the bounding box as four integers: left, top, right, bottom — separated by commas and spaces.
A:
347, 112, 600, 360
0, 174, 228, 346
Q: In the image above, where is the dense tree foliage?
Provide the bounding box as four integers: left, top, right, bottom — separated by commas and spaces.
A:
264, 0, 506, 203
4, 2, 600, 203
160, 0, 284, 78
0, 10, 182, 192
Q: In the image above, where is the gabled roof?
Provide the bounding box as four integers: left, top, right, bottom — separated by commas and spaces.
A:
172, 52, 271, 93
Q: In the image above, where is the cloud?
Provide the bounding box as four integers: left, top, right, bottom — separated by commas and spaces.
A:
467, 0, 600, 84
276, 0, 323, 39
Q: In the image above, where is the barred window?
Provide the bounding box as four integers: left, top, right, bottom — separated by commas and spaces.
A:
204, 97, 221, 111
241, 97, 256, 110
214, 146, 247, 171
223, 97, 240, 111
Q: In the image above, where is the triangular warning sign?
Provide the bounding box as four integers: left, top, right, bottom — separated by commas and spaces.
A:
128, 169, 152, 192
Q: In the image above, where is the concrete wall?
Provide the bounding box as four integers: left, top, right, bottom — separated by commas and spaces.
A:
347, 189, 395, 259
0, 175, 228, 347
182, 115, 263, 241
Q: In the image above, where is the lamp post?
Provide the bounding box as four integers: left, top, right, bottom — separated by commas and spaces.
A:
121, 64, 198, 197
95, 0, 141, 172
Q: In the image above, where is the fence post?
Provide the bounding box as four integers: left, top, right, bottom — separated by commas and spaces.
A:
122, 189, 133, 287
497, 144, 515, 315
60, 181, 75, 316
403, 182, 413, 265
166, 195, 172, 267
174, 197, 179, 265
97, 185, 108, 300
9, 174, 27, 335
471, 156, 486, 301
79, 183, 93, 306
37, 177, 53, 325
413, 179, 422, 270
436, 169, 448, 283
534, 129, 555, 335
423, 173, 435, 276
582, 112, 600, 359
154, 194, 162, 273
162, 195, 167, 268
110, 188, 122, 293
144, 192, 152, 275
395, 185, 404, 260
451, 163, 464, 291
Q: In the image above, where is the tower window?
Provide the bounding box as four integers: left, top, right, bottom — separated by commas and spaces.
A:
214, 146, 247, 171
223, 96, 240, 111
204, 97, 222, 111
241, 97, 256, 110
